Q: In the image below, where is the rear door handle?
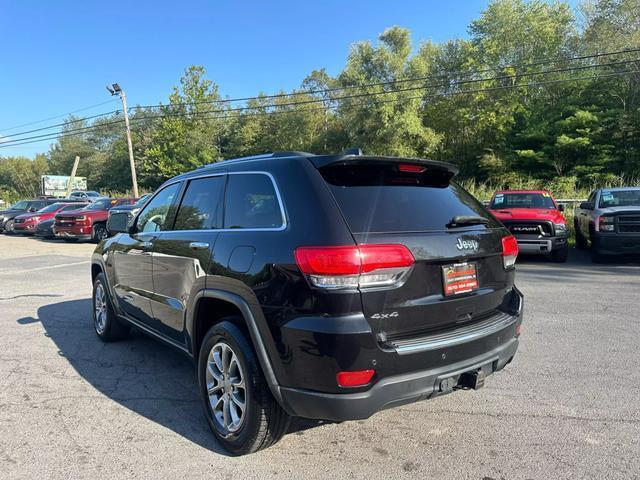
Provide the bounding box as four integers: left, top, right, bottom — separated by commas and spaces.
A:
190, 241, 210, 250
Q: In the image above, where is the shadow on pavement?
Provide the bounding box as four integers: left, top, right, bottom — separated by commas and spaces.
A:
516, 248, 640, 283
18, 299, 327, 455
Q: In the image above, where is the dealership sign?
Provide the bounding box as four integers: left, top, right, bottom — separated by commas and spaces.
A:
41, 175, 87, 197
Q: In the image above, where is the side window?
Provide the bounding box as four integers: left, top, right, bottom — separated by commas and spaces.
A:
174, 176, 225, 230
135, 183, 181, 233
224, 174, 283, 229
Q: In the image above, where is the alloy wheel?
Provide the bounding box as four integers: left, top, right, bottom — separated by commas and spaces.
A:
205, 342, 247, 434
94, 283, 107, 334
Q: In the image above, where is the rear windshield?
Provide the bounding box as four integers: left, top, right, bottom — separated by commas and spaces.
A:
491, 192, 556, 209
599, 190, 640, 208
320, 162, 498, 233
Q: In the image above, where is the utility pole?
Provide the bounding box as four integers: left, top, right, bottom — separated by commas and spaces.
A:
107, 83, 139, 197
65, 155, 80, 198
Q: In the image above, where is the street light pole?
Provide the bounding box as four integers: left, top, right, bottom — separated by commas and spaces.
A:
107, 83, 139, 197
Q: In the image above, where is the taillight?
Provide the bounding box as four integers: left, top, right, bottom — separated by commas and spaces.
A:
501, 235, 518, 269
294, 244, 414, 290
398, 164, 426, 173
336, 369, 375, 387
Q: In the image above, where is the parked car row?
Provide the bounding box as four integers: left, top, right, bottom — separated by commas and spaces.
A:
2, 182, 639, 264
0, 194, 148, 242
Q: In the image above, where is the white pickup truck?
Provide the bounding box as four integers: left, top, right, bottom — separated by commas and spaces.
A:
574, 187, 640, 262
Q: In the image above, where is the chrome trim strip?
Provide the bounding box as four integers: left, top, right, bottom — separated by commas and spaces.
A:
388, 311, 518, 355
134, 171, 288, 233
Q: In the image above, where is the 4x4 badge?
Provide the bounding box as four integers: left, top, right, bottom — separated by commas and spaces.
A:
456, 238, 479, 251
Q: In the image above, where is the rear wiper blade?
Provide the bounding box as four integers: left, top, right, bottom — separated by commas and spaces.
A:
447, 215, 491, 228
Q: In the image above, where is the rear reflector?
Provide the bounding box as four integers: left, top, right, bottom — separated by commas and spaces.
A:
501, 235, 519, 269
336, 369, 375, 387
295, 244, 414, 290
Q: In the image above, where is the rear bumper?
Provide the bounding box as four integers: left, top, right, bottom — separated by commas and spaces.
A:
594, 232, 640, 255
278, 288, 523, 421
279, 337, 518, 421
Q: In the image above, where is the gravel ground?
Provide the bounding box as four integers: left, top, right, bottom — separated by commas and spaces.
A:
0, 234, 639, 479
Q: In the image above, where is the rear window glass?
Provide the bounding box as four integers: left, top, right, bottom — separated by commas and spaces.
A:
174, 176, 225, 230
224, 174, 283, 229
321, 162, 497, 233
490, 193, 555, 209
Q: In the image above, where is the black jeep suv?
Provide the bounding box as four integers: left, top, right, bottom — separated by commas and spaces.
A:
93, 151, 523, 454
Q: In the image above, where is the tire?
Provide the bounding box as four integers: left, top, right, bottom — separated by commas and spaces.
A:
590, 234, 607, 263
4, 220, 15, 234
574, 220, 587, 250
92, 223, 108, 243
92, 273, 130, 341
198, 320, 290, 455
551, 244, 569, 263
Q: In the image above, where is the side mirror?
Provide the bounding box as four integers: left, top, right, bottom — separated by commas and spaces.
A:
558, 204, 565, 212
579, 202, 594, 210
107, 212, 130, 235
28, 207, 37, 212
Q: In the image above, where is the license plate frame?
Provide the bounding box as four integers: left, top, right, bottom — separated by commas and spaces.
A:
442, 262, 479, 297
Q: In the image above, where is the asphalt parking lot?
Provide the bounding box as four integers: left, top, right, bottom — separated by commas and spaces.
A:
1, 235, 639, 479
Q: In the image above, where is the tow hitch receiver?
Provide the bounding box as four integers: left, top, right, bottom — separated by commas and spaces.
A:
459, 369, 486, 390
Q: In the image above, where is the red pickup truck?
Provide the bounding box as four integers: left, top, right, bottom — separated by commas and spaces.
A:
489, 190, 569, 262
54, 198, 136, 242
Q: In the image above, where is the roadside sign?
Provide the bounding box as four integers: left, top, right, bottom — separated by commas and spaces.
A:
41, 175, 87, 197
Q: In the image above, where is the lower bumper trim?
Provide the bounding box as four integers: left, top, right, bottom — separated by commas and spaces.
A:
279, 337, 519, 421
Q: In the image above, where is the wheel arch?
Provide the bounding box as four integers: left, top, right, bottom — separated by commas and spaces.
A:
189, 289, 285, 405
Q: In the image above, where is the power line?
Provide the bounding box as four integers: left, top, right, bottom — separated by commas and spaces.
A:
0, 110, 122, 139
4, 48, 638, 143
130, 47, 640, 110
2, 68, 636, 149
6, 55, 632, 147
0, 99, 119, 133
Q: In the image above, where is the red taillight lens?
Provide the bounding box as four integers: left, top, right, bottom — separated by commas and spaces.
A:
398, 164, 427, 173
501, 235, 519, 269
293, 246, 361, 276
336, 369, 375, 387
294, 244, 414, 290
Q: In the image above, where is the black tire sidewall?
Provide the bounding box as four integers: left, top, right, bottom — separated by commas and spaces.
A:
93, 223, 107, 242
198, 322, 263, 455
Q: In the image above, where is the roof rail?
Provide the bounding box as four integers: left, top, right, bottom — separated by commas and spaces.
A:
271, 151, 313, 158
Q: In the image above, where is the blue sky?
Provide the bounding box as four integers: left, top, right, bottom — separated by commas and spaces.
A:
0, 0, 577, 158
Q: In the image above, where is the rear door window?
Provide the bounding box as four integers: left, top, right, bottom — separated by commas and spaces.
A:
223, 174, 284, 229
320, 162, 497, 233
174, 176, 225, 230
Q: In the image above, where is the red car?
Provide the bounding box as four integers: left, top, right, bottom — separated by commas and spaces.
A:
13, 202, 87, 235
54, 198, 136, 242
489, 190, 569, 262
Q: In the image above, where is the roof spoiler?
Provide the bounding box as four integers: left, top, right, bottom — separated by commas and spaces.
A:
309, 154, 459, 176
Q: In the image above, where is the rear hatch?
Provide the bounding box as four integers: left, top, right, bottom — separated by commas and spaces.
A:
315, 157, 514, 341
